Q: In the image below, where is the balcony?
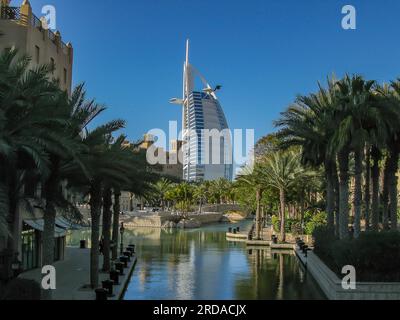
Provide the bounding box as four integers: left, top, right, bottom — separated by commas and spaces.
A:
0, 6, 20, 20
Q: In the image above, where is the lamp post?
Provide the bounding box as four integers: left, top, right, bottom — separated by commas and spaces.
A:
119, 222, 125, 255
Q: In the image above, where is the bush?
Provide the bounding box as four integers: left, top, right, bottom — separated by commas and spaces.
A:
1, 278, 41, 300
271, 216, 302, 235
313, 228, 400, 282
271, 215, 280, 233
304, 212, 327, 235
313, 225, 337, 267
290, 221, 303, 235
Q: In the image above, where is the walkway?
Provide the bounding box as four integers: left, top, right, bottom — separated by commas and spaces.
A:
19, 247, 136, 300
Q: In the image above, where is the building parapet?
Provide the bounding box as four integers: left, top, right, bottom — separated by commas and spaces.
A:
0, 3, 72, 58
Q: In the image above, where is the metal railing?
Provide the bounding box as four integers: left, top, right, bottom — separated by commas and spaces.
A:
48, 28, 56, 41
0, 6, 20, 20
31, 14, 42, 29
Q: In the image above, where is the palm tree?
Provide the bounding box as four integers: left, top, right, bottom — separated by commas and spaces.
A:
275, 79, 338, 234
376, 80, 400, 230
166, 183, 194, 217
236, 164, 268, 240
67, 120, 126, 288
150, 178, 173, 210
262, 150, 304, 242
100, 135, 138, 272
41, 84, 105, 287
328, 75, 392, 238
194, 182, 208, 213
111, 187, 121, 261
388, 80, 400, 231
111, 144, 155, 261
0, 48, 67, 261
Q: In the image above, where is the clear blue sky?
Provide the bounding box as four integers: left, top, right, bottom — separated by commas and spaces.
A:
24, 0, 400, 144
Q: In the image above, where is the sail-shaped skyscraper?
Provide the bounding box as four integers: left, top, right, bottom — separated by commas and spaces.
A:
170, 40, 233, 182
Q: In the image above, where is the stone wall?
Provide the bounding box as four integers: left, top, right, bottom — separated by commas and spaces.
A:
124, 214, 167, 228
124, 212, 224, 229
201, 204, 242, 213
191, 213, 223, 224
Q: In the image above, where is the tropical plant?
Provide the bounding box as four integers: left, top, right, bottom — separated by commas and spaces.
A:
0, 48, 69, 260
261, 150, 305, 242
165, 182, 194, 217
236, 163, 267, 239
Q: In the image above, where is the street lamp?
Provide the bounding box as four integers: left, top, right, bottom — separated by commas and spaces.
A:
119, 222, 125, 255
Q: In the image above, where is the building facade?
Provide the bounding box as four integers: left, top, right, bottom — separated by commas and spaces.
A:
0, 0, 74, 276
0, 0, 73, 95
138, 135, 183, 181
171, 40, 233, 182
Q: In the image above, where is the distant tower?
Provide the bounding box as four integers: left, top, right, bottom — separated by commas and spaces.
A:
170, 40, 232, 182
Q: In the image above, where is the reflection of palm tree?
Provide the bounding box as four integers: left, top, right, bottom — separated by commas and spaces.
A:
276, 254, 284, 299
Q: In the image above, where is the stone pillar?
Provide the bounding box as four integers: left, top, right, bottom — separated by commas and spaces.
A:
67, 42, 73, 66
20, 0, 32, 26
1, 0, 11, 7
54, 30, 61, 47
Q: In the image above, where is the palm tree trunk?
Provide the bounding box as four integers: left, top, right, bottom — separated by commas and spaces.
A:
325, 160, 335, 233
371, 146, 381, 231
364, 147, 371, 230
42, 183, 57, 267
129, 192, 134, 211
42, 162, 60, 300
7, 175, 19, 258
353, 148, 363, 238
255, 188, 262, 240
280, 188, 286, 242
382, 157, 390, 230
102, 187, 112, 272
388, 149, 399, 231
338, 149, 350, 240
332, 161, 340, 237
89, 180, 102, 288
112, 188, 121, 261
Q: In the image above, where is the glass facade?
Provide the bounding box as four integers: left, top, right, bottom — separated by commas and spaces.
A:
183, 92, 233, 182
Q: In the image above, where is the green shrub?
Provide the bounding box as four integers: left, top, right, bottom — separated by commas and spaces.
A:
290, 221, 302, 235
312, 225, 337, 267
304, 212, 327, 235
285, 219, 295, 232
271, 215, 280, 233
313, 228, 400, 282
271, 215, 302, 234
1, 278, 41, 300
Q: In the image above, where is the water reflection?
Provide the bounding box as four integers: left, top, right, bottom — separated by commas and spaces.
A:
117, 223, 326, 300
67, 223, 324, 299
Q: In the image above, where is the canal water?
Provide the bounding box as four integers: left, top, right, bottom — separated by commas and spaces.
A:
119, 221, 326, 300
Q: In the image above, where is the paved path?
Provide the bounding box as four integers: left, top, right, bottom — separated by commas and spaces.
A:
19, 247, 136, 300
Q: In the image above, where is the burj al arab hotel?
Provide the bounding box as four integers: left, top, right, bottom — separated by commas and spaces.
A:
170, 40, 233, 182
